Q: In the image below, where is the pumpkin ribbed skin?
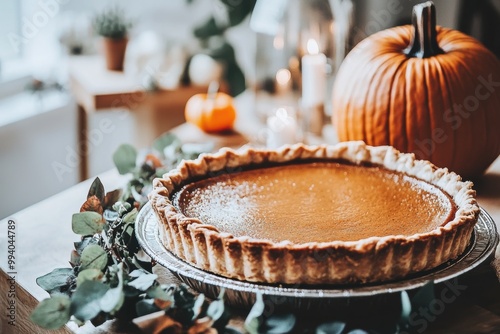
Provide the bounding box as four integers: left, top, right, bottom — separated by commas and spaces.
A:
333, 25, 500, 178
185, 92, 236, 133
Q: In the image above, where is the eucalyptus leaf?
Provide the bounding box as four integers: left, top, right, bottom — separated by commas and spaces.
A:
153, 133, 181, 155
316, 321, 346, 334
103, 209, 120, 222
87, 177, 105, 202
347, 330, 369, 334
80, 244, 108, 271
129, 269, 146, 278
207, 297, 225, 321
76, 268, 103, 286
210, 289, 230, 332
122, 222, 135, 239
113, 144, 137, 174
132, 255, 153, 273
169, 285, 197, 324
192, 293, 205, 320
128, 270, 158, 291
74, 236, 96, 254
400, 290, 412, 325
100, 287, 125, 313
70, 280, 110, 322
30, 295, 71, 329
131, 186, 148, 204
100, 263, 124, 313
113, 201, 131, 215
72, 212, 105, 236
36, 268, 74, 295
244, 293, 265, 334
147, 285, 173, 302
122, 208, 138, 223
264, 313, 296, 334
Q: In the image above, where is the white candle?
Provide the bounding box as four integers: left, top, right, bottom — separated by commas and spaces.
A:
301, 39, 327, 107
267, 107, 297, 148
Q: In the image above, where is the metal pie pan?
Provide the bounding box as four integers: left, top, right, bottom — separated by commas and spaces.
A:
136, 203, 498, 311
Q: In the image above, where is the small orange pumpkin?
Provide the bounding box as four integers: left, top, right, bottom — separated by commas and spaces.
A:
332, 1, 500, 178
185, 92, 236, 133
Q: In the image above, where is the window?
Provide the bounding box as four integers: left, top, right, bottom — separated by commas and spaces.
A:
0, 0, 22, 61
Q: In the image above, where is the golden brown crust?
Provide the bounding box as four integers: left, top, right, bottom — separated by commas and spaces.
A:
149, 141, 479, 284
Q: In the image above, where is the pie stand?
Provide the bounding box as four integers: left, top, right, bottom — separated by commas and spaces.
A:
137, 203, 498, 319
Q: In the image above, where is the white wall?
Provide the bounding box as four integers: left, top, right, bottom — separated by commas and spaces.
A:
0, 95, 79, 219
86, 109, 135, 178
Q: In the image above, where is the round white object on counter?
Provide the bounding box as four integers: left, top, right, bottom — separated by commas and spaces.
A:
188, 53, 224, 86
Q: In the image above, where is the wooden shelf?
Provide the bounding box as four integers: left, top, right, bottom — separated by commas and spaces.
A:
68, 55, 212, 180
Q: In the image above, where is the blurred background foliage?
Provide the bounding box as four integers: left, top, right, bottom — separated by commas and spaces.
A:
188, 0, 257, 96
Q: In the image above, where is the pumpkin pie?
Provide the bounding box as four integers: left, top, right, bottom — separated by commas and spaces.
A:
149, 142, 479, 284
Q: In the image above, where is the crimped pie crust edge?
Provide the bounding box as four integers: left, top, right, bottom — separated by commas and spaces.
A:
149, 141, 479, 284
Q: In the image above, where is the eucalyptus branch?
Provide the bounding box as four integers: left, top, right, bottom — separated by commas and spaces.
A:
29, 132, 432, 333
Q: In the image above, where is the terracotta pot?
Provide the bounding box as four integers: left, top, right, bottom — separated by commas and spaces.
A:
102, 37, 128, 71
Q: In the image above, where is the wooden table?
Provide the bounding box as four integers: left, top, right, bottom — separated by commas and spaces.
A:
1, 121, 499, 333
68, 56, 210, 181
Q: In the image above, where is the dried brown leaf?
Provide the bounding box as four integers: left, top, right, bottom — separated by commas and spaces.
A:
132, 311, 182, 334
80, 195, 103, 214
145, 154, 163, 169
187, 317, 215, 334
103, 189, 123, 208
153, 299, 171, 310
87, 177, 105, 202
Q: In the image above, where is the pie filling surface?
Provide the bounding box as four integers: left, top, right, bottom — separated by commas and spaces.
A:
172, 161, 456, 243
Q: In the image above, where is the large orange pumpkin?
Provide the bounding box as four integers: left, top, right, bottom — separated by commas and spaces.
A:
332, 1, 500, 178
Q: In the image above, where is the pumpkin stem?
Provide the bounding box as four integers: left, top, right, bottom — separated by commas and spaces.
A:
405, 1, 444, 58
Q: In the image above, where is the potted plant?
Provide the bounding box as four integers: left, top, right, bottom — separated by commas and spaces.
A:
92, 6, 132, 71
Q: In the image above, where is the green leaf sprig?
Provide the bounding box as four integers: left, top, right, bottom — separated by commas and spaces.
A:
30, 174, 236, 332
112, 132, 212, 209
30, 131, 437, 333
